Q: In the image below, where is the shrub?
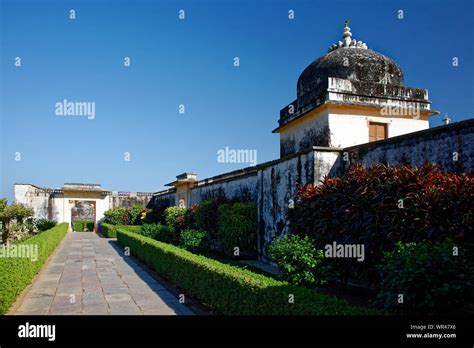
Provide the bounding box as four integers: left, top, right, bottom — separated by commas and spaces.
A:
129, 204, 145, 225
179, 229, 210, 254
104, 207, 130, 225
100, 223, 141, 238
8, 218, 37, 241
139, 208, 152, 224
0, 223, 68, 314
269, 234, 330, 287
141, 223, 176, 244
0, 202, 34, 242
376, 240, 474, 315
217, 202, 258, 258
289, 163, 474, 286
116, 229, 376, 315
35, 218, 57, 232
163, 207, 187, 231
74, 220, 95, 232
183, 204, 198, 230
195, 197, 228, 239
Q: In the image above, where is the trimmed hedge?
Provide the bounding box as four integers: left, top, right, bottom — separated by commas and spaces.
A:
74, 220, 95, 232
100, 223, 141, 238
0, 223, 68, 314
117, 229, 376, 315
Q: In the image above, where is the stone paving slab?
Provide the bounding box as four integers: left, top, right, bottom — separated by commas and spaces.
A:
14, 232, 194, 315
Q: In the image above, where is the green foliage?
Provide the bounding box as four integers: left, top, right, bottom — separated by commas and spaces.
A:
141, 223, 176, 244
0, 203, 34, 223
179, 229, 210, 254
104, 207, 130, 225
138, 208, 152, 224
194, 198, 228, 239
35, 218, 57, 232
74, 220, 95, 232
183, 204, 198, 230
129, 204, 145, 225
0, 202, 35, 242
217, 202, 257, 258
8, 221, 31, 241
269, 234, 330, 287
0, 199, 6, 212
163, 207, 187, 231
289, 163, 474, 286
100, 223, 141, 238
376, 240, 474, 315
116, 229, 376, 315
0, 223, 68, 314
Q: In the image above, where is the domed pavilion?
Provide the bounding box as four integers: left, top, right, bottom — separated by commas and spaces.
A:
273, 21, 438, 157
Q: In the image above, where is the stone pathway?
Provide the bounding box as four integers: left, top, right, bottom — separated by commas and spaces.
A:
13, 232, 194, 315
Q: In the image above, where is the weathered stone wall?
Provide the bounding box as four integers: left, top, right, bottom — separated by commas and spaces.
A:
343, 119, 474, 173
189, 168, 258, 204
147, 121, 473, 261
14, 184, 51, 219
108, 193, 153, 209
146, 189, 176, 210
279, 110, 330, 157
256, 148, 341, 260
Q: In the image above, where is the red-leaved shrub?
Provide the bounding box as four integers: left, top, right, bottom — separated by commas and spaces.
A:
289, 163, 473, 287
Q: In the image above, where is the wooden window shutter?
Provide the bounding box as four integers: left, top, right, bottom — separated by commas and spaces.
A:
369, 122, 387, 142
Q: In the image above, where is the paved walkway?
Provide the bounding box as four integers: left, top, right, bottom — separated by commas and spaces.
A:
13, 232, 193, 315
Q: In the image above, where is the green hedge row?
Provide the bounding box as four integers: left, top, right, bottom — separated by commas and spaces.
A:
100, 223, 141, 238
74, 220, 95, 232
0, 223, 69, 314
116, 229, 376, 315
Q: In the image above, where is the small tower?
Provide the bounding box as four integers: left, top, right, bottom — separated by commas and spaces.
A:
274, 22, 439, 157
443, 113, 451, 125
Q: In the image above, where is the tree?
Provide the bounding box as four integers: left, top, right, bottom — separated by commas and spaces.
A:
0, 200, 34, 242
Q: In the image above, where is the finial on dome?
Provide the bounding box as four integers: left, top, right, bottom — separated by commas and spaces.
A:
342, 20, 352, 46
328, 21, 368, 52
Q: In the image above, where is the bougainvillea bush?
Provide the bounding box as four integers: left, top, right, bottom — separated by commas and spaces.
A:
289, 163, 473, 287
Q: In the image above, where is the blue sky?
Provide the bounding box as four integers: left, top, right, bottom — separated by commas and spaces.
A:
1, 0, 473, 202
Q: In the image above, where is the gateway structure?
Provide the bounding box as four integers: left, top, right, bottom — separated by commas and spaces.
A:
14, 183, 153, 228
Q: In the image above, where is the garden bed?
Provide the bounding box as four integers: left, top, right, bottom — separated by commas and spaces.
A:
116, 228, 376, 315
0, 223, 69, 314
100, 223, 141, 238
